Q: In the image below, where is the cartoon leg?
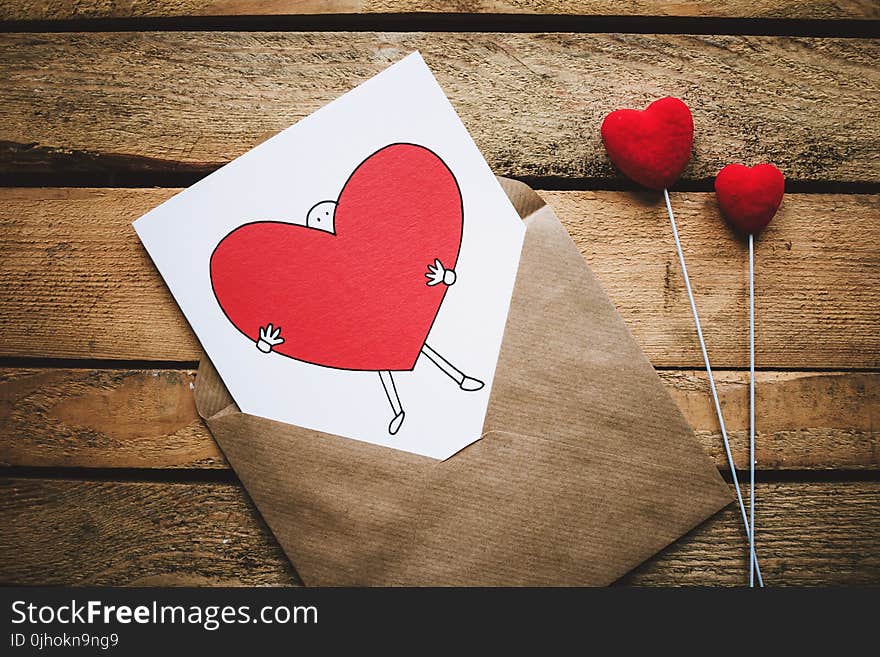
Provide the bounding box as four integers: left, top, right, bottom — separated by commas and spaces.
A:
379, 371, 405, 435
420, 343, 484, 391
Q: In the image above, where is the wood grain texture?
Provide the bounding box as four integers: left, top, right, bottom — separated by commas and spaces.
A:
1, 367, 877, 471
2, 0, 876, 21
1, 188, 877, 368
546, 190, 880, 370
1, 33, 877, 183
0, 368, 220, 469
663, 370, 880, 471
1, 477, 877, 586
617, 478, 880, 585
0, 477, 298, 586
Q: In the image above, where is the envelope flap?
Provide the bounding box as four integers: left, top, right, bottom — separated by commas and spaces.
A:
194, 357, 237, 420
497, 176, 547, 219
485, 201, 725, 479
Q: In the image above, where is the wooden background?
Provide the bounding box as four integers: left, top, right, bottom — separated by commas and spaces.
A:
0, 1, 878, 586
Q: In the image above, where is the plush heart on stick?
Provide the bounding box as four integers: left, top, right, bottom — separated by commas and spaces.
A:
713, 161, 783, 587
600, 96, 764, 584
714, 163, 785, 234
600, 96, 694, 190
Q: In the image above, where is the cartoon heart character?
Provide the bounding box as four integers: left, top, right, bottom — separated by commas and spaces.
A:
210, 143, 484, 435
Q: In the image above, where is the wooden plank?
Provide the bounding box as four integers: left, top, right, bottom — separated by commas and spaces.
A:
662, 370, 880, 471
1, 188, 877, 368
1, 0, 876, 21
1, 33, 877, 184
0, 368, 220, 469
618, 478, 880, 586
548, 190, 880, 370
0, 477, 298, 586
1, 367, 876, 471
1, 477, 877, 586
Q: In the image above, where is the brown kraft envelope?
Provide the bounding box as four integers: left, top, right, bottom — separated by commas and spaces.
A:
195, 177, 733, 586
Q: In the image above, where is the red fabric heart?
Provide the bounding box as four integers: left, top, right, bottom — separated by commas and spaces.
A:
210, 143, 463, 371
714, 163, 785, 234
601, 97, 694, 190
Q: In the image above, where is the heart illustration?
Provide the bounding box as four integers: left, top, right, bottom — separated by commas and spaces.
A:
714, 163, 785, 234
601, 97, 694, 190
210, 143, 463, 371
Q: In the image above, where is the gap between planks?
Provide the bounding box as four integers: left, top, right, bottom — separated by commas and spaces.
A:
0, 15, 878, 39
5, 175, 880, 196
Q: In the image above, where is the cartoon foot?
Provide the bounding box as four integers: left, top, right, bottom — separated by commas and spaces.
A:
389, 411, 405, 435
460, 376, 484, 391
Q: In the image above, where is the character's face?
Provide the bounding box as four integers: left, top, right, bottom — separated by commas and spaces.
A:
306, 200, 337, 234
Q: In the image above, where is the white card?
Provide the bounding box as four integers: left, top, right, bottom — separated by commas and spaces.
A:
134, 52, 525, 460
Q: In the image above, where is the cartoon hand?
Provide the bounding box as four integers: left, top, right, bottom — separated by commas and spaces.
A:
256, 324, 284, 353
425, 258, 456, 287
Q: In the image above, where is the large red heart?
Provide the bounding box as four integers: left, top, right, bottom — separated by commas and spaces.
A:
210, 143, 463, 371
601, 97, 694, 190
714, 163, 784, 234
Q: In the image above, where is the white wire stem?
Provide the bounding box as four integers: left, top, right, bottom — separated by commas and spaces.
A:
749, 233, 756, 588
663, 188, 764, 586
